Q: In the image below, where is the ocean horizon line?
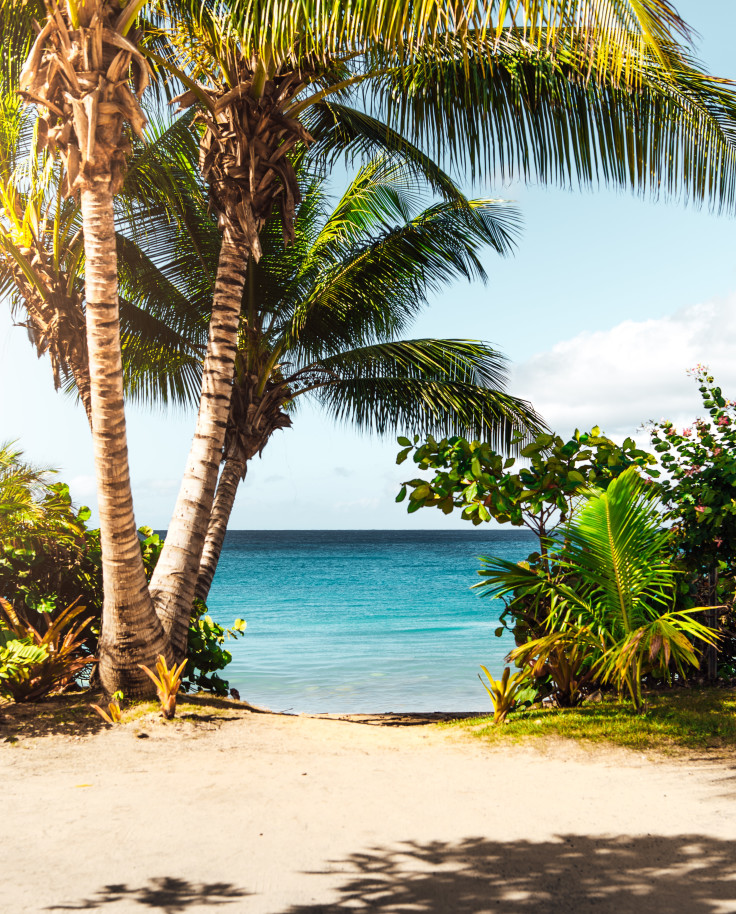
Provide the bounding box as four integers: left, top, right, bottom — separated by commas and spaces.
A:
154, 527, 537, 535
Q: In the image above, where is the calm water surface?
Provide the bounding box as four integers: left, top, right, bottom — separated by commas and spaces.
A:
206, 529, 535, 713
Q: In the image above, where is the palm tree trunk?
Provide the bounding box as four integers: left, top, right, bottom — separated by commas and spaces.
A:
73, 360, 93, 427
149, 240, 248, 656
80, 183, 169, 697
195, 454, 248, 602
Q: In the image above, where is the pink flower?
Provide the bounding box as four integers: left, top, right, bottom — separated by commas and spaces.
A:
714, 448, 723, 457
695, 505, 706, 514
682, 428, 692, 437
718, 416, 730, 427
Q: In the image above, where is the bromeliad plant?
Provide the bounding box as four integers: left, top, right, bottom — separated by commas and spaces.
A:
138, 654, 188, 720
493, 469, 720, 709
478, 665, 536, 725
90, 690, 124, 724
0, 597, 94, 701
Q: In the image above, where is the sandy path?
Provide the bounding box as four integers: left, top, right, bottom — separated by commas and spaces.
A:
3, 711, 736, 913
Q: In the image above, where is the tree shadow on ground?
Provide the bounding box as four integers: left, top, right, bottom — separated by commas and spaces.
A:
0, 693, 107, 739
46, 877, 250, 912
0, 691, 262, 741
284, 834, 736, 914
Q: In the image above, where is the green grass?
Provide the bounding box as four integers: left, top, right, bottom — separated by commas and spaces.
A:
446, 688, 736, 753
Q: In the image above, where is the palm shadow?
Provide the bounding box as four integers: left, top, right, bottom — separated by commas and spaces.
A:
284, 834, 736, 914
46, 877, 250, 912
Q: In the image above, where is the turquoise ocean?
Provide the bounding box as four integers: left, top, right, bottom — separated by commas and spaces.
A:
206, 529, 536, 714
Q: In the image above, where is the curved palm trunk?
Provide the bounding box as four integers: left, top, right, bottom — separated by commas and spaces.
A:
195, 454, 248, 602
194, 373, 293, 601
80, 184, 168, 696
149, 241, 249, 656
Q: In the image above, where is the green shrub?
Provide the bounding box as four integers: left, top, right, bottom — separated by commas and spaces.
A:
0, 635, 48, 700
0, 598, 93, 701
505, 470, 719, 708
0, 446, 246, 696
184, 602, 246, 696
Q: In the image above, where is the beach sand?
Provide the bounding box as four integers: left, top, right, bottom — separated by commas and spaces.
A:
3, 699, 736, 913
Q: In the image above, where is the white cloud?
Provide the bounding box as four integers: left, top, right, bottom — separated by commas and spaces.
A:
511, 296, 736, 441
68, 475, 97, 500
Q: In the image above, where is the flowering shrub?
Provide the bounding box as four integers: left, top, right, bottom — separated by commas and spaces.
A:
649, 367, 736, 677
650, 367, 736, 574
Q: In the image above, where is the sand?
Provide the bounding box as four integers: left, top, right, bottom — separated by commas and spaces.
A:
3, 702, 736, 914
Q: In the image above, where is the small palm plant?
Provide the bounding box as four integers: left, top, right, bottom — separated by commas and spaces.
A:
478, 665, 535, 725
509, 469, 720, 709
138, 655, 187, 720
91, 691, 124, 724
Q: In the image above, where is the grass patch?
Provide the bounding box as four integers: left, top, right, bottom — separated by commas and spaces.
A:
446, 688, 736, 753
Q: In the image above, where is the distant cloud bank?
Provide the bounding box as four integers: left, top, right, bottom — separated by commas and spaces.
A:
511, 296, 736, 442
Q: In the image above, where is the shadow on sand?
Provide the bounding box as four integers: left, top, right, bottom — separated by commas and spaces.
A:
284, 834, 736, 914
45, 834, 736, 913
46, 877, 250, 912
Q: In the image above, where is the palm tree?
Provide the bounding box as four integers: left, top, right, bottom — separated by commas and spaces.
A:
149, 0, 736, 662
191, 157, 542, 598
15, 0, 172, 692
12, 0, 736, 693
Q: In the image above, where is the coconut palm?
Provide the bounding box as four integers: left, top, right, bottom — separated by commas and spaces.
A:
192, 157, 543, 598
103, 147, 541, 596
12, 0, 736, 693
149, 0, 736, 662
0, 18, 205, 425
13, 0, 179, 690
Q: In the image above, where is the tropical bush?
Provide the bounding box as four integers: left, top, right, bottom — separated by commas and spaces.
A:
0, 442, 98, 621
650, 367, 736, 676
184, 602, 246, 696
398, 430, 722, 711
483, 470, 719, 708
398, 427, 658, 648
0, 635, 48, 701
0, 446, 245, 697
0, 598, 93, 701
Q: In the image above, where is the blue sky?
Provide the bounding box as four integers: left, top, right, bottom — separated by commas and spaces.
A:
3, 1, 736, 529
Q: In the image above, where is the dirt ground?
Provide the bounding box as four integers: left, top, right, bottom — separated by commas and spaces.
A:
3, 696, 736, 913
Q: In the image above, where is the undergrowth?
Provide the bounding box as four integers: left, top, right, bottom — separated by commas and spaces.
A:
446, 688, 736, 753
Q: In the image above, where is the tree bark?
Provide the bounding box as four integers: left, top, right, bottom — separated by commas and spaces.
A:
195, 454, 248, 602
80, 181, 168, 697
149, 240, 248, 657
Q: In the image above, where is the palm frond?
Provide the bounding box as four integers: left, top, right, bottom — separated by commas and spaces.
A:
282, 196, 520, 358
303, 339, 542, 445
375, 31, 736, 205
303, 101, 468, 203
554, 469, 676, 636
206, 0, 692, 83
